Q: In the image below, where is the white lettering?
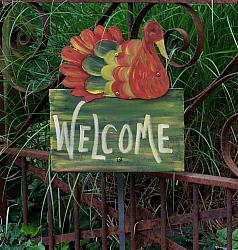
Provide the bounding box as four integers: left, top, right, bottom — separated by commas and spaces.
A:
158, 124, 173, 153
78, 125, 91, 152
135, 115, 161, 163
53, 107, 173, 163
53, 101, 86, 159
92, 114, 105, 160
101, 124, 117, 154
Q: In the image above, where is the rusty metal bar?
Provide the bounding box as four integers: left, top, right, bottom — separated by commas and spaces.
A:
128, 2, 133, 37
185, 72, 238, 121
12, 160, 238, 248
140, 231, 187, 250
0, 146, 48, 161
7, 154, 238, 190
12, 75, 64, 146
21, 158, 28, 225
227, 189, 233, 250
0, 161, 6, 224
4, 0, 238, 3
39, 225, 186, 249
13, 160, 238, 224
0, 19, 4, 137
144, 172, 238, 190
47, 175, 54, 250
73, 173, 80, 249
8, 148, 238, 188
20, 161, 238, 223
0, 4, 7, 223
131, 3, 156, 39
1, 3, 50, 95
28, 3, 50, 53
221, 113, 238, 177
127, 3, 137, 250
0, 174, 6, 224
36, 202, 238, 245
117, 173, 125, 250
188, 55, 238, 104
169, 3, 204, 68
193, 184, 199, 250
160, 178, 167, 250
96, 3, 120, 26
15, 160, 120, 219
5, 149, 238, 189
129, 174, 136, 250
101, 173, 108, 250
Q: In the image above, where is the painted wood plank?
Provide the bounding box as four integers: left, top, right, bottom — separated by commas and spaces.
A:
50, 89, 184, 172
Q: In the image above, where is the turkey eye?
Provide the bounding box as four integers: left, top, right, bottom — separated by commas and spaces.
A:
150, 31, 157, 36
150, 28, 157, 33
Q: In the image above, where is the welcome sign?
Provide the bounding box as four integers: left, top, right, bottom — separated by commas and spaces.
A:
50, 89, 184, 172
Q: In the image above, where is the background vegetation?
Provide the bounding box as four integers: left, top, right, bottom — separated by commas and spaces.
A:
0, 2, 238, 249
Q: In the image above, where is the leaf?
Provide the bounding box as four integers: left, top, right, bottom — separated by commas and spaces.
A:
82, 56, 106, 76
204, 243, 216, 250
8, 224, 24, 245
20, 239, 34, 249
216, 228, 227, 241
216, 228, 227, 246
80, 213, 90, 231
86, 241, 100, 250
58, 243, 70, 250
28, 242, 45, 250
233, 228, 238, 241
55, 243, 70, 250
233, 241, 238, 249
21, 224, 39, 237
94, 41, 117, 58
80, 239, 90, 247
20, 242, 29, 250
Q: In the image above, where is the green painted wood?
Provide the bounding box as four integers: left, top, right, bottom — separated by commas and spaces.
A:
50, 89, 184, 172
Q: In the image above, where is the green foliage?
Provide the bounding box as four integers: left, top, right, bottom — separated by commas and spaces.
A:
0, 224, 72, 249
216, 228, 238, 249
55, 243, 70, 250
21, 225, 39, 237
0, 223, 44, 249
81, 240, 100, 250
216, 228, 227, 246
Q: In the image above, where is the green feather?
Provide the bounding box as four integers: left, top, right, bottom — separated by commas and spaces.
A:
94, 41, 117, 58
82, 56, 106, 76
82, 41, 119, 95
86, 76, 107, 92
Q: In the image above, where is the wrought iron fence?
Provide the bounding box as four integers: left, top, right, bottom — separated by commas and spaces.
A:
0, 1, 238, 249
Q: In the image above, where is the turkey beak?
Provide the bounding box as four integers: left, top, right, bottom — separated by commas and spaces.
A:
156, 39, 168, 59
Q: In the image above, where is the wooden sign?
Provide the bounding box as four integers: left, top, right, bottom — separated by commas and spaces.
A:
50, 21, 184, 172
50, 89, 184, 172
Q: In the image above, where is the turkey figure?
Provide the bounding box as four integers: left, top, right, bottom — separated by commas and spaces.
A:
60, 21, 170, 102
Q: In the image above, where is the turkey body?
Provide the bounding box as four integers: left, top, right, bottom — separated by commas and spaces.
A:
112, 39, 170, 99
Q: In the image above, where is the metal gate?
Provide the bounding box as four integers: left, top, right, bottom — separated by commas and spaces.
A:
0, 1, 238, 249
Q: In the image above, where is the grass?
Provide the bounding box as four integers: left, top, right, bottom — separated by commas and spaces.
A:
0, 2, 238, 249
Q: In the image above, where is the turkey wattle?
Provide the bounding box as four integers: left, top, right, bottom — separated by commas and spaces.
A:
60, 21, 170, 102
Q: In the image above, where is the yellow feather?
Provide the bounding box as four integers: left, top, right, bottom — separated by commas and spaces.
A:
101, 65, 115, 81
104, 81, 116, 97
